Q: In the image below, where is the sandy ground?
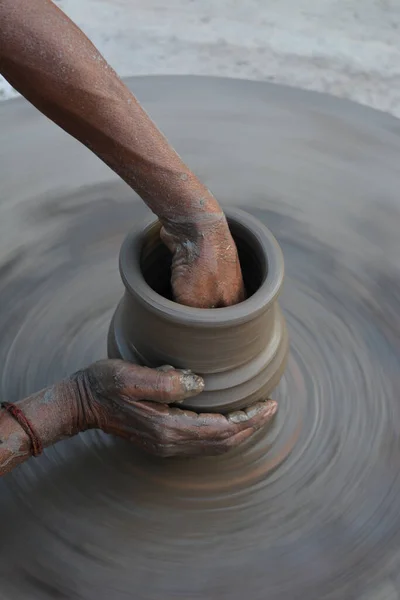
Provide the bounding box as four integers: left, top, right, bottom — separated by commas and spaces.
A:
1, 0, 400, 117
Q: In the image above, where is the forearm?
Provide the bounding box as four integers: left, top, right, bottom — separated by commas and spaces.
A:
0, 377, 83, 476
0, 0, 220, 230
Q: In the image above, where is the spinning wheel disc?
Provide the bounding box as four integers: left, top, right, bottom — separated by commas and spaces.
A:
1, 76, 400, 599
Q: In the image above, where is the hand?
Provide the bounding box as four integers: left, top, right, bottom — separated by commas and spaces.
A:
75, 360, 277, 457
160, 214, 245, 308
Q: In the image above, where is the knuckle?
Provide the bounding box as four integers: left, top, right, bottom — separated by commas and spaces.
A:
155, 372, 174, 399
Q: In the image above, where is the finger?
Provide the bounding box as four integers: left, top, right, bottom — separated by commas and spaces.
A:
228, 399, 278, 431
118, 364, 204, 404
219, 427, 255, 452
191, 399, 277, 440
127, 399, 277, 458
156, 365, 175, 373
151, 400, 277, 432
144, 399, 278, 428
198, 400, 278, 453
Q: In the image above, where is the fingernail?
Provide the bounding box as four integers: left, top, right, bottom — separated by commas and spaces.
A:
246, 400, 277, 419
244, 404, 262, 419
157, 365, 175, 373
265, 400, 278, 414
228, 410, 248, 424
180, 372, 205, 396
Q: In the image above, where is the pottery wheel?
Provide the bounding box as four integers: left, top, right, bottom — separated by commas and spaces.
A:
1, 76, 400, 600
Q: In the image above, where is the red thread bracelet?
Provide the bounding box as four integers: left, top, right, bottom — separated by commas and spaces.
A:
1, 402, 43, 457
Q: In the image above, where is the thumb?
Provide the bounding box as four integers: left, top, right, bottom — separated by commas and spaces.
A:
118, 363, 204, 405
160, 226, 178, 254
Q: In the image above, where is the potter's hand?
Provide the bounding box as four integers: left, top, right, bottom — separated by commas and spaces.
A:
161, 213, 245, 308
0, 360, 277, 475
77, 360, 276, 457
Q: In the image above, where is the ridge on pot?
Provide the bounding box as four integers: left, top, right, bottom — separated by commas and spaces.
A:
108, 208, 288, 412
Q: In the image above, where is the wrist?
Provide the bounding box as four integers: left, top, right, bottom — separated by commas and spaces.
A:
155, 172, 226, 239
71, 369, 104, 432
163, 203, 230, 244
12, 377, 85, 452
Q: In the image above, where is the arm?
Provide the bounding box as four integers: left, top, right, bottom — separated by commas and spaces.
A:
0, 0, 244, 308
0, 377, 81, 476
0, 0, 208, 224
0, 360, 277, 477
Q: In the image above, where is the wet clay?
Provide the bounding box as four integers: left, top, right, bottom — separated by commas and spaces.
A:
1, 76, 400, 599
108, 209, 288, 411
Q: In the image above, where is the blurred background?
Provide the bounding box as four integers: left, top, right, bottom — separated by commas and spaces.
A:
1, 0, 400, 117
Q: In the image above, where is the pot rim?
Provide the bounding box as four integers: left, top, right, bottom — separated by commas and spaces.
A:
119, 207, 284, 327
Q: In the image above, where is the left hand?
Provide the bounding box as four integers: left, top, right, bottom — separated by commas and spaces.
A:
74, 360, 277, 457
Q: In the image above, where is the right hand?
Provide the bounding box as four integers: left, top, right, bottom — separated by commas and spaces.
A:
161, 213, 245, 309
77, 360, 277, 458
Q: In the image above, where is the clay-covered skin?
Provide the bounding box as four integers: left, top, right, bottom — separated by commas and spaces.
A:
0, 0, 244, 308
0, 360, 277, 476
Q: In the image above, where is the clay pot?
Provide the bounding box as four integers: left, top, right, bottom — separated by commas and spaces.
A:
108, 208, 288, 412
